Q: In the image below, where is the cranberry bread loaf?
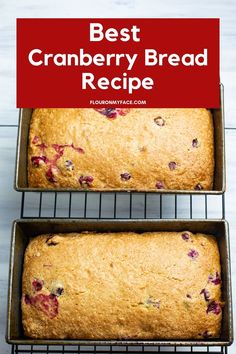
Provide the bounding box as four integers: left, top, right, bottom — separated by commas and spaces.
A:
28, 108, 214, 190
22, 231, 222, 339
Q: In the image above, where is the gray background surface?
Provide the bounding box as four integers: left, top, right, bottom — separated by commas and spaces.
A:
0, 0, 235, 353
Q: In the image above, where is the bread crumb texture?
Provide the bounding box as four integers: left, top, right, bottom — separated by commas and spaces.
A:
22, 231, 222, 339
28, 108, 214, 190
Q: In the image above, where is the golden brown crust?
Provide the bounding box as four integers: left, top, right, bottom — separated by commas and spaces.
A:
28, 108, 214, 190
22, 231, 222, 339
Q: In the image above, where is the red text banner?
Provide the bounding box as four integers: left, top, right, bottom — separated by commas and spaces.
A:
17, 18, 219, 108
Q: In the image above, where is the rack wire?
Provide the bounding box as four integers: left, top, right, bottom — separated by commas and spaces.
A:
12, 343, 228, 354
12, 191, 227, 354
19, 192, 225, 220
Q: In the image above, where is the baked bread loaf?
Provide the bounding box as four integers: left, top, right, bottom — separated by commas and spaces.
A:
28, 108, 214, 190
22, 231, 222, 339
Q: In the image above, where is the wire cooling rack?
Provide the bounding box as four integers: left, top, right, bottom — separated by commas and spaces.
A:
12, 343, 228, 354
19, 192, 225, 220
11, 191, 227, 354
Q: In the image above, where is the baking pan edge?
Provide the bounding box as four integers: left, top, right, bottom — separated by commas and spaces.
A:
6, 218, 233, 346
14, 85, 225, 193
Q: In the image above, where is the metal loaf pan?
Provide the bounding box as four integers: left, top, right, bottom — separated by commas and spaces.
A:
7, 219, 233, 346
14, 85, 225, 193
